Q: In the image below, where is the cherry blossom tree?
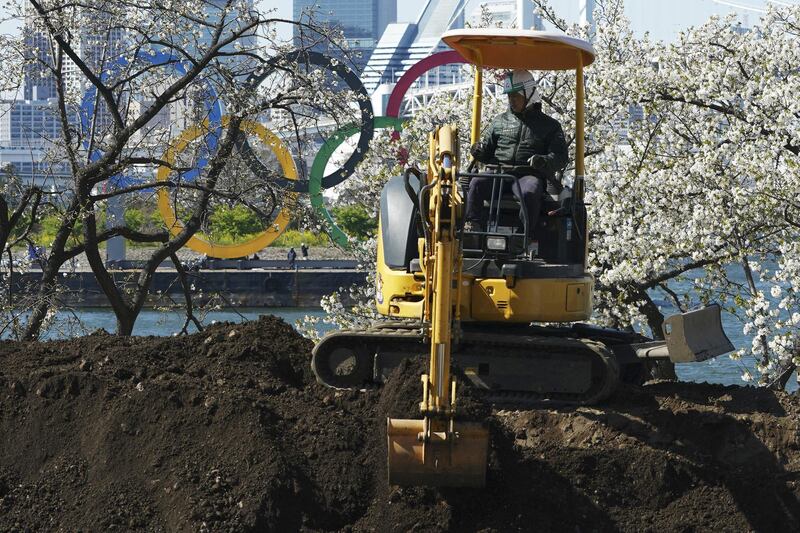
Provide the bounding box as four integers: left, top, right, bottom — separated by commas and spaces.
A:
0, 0, 359, 337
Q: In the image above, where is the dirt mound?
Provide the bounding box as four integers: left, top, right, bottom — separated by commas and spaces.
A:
1, 316, 799, 532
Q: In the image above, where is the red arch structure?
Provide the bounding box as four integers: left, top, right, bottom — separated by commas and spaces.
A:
385, 50, 467, 118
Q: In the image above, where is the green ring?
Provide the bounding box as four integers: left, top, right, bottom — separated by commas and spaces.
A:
309, 116, 406, 247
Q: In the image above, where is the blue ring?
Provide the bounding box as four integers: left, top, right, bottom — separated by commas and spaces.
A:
80, 50, 222, 188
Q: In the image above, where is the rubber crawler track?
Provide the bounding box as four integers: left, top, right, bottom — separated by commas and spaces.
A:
312, 321, 622, 405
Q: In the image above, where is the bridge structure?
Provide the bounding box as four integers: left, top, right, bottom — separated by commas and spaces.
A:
392, 79, 503, 118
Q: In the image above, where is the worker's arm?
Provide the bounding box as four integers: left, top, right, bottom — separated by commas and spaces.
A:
534, 122, 569, 174
470, 118, 499, 164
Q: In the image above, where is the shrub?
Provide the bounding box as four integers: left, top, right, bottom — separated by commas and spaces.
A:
124, 208, 145, 232
272, 229, 330, 247
208, 205, 262, 242
331, 205, 377, 240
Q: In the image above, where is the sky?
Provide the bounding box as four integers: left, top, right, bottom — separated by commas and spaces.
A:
2, 1, 797, 43
260, 0, 798, 43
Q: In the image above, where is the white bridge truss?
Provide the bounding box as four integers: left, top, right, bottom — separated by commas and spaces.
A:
397, 81, 504, 117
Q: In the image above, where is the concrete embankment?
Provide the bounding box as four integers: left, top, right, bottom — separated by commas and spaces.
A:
12, 261, 366, 307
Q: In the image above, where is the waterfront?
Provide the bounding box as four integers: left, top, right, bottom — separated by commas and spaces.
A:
27, 306, 797, 392
39, 307, 328, 339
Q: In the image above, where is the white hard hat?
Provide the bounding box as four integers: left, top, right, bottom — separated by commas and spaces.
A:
502, 70, 541, 107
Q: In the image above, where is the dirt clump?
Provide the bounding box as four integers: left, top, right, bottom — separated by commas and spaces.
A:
0, 315, 799, 532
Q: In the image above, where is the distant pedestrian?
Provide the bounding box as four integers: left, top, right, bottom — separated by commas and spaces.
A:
288, 247, 297, 269
300, 243, 309, 260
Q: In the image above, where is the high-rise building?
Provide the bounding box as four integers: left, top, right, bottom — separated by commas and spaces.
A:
22, 18, 56, 101
0, 100, 70, 187
293, 0, 397, 72
0, 99, 61, 148
361, 0, 467, 107
466, 0, 544, 30
22, 1, 127, 101
194, 0, 258, 66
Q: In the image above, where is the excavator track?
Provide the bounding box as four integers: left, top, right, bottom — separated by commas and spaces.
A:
311, 322, 622, 406
458, 331, 620, 406
311, 324, 425, 389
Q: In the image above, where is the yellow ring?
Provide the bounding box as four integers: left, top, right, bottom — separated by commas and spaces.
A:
157, 116, 297, 258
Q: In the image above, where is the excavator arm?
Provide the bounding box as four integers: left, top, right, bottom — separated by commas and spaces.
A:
386, 125, 489, 487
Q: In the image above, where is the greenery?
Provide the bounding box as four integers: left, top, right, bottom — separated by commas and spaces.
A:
272, 229, 330, 247
208, 204, 263, 242
121, 206, 331, 249
33, 211, 96, 248
124, 208, 145, 232
331, 205, 377, 240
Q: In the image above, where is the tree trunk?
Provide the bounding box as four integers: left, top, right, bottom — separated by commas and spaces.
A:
23, 190, 84, 339
81, 207, 141, 336
116, 313, 136, 336
634, 288, 678, 381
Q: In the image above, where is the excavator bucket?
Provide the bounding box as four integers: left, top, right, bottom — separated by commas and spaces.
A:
663, 304, 735, 363
386, 417, 489, 487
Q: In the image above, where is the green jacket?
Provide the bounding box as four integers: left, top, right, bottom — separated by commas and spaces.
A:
473, 106, 569, 181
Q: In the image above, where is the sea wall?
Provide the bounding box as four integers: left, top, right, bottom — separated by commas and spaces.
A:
11, 267, 366, 307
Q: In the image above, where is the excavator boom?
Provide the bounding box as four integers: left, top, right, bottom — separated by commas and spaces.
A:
386, 125, 489, 487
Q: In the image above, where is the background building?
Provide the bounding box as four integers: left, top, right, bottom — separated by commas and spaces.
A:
363, 0, 545, 114
293, 0, 397, 71
0, 99, 61, 148
0, 99, 69, 187
22, 10, 56, 101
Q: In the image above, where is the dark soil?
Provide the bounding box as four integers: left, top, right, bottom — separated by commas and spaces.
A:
1, 315, 799, 532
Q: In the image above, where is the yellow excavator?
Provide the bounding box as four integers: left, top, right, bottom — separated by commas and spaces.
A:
312, 29, 734, 488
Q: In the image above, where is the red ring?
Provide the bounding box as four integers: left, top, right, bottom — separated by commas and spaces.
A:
385, 50, 467, 118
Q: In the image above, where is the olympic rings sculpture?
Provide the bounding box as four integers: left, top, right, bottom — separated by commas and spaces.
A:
85, 48, 466, 255
309, 116, 405, 246
239, 50, 375, 193
157, 116, 298, 258
310, 51, 465, 246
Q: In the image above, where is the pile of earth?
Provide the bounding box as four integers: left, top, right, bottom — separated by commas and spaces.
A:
1, 315, 799, 532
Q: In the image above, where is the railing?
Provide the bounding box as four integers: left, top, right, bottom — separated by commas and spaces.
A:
24, 258, 361, 271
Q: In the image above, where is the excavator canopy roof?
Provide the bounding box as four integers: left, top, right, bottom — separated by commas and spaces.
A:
441, 29, 595, 70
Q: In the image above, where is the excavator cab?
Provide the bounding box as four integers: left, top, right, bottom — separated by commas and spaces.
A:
459, 163, 583, 263
312, 29, 735, 489
375, 29, 598, 327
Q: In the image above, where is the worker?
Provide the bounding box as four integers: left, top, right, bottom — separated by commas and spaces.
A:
464, 69, 569, 242
300, 243, 309, 260
287, 247, 297, 269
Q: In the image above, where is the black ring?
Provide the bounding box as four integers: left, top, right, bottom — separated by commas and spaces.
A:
239, 50, 374, 193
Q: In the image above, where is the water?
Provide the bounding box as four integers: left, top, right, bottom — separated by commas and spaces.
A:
18, 280, 799, 392
35, 308, 328, 339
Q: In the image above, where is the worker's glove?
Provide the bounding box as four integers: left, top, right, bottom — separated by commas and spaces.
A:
469, 142, 485, 159
528, 154, 547, 169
